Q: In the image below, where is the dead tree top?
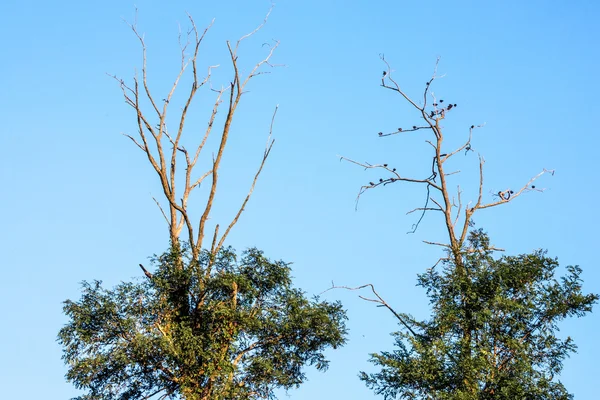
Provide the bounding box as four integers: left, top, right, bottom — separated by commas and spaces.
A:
111, 8, 279, 261
342, 56, 553, 255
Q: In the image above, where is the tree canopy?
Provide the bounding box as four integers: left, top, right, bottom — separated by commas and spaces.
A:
59, 246, 347, 400
360, 231, 598, 399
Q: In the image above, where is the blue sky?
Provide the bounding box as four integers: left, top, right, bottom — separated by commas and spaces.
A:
1, 0, 599, 398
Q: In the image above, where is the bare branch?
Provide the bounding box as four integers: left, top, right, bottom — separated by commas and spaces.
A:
190, 170, 213, 191
114, 10, 278, 260
124, 11, 161, 119
339, 156, 441, 210
122, 133, 146, 151
210, 224, 219, 256
380, 54, 424, 112
407, 207, 443, 215
192, 85, 227, 167
215, 106, 278, 254
477, 169, 554, 211
378, 125, 430, 137
348, 58, 554, 250
454, 185, 463, 227
322, 283, 421, 338
152, 196, 170, 226
196, 80, 239, 255
445, 123, 485, 160
235, 4, 274, 48
408, 184, 435, 234
423, 241, 451, 248
196, 9, 278, 257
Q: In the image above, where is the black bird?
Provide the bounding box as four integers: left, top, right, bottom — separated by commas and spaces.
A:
139, 264, 153, 279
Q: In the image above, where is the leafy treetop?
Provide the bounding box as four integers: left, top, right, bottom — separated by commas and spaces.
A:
360, 230, 598, 400
59, 246, 347, 400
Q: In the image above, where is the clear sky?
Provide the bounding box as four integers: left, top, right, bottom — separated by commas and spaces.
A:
1, 0, 599, 398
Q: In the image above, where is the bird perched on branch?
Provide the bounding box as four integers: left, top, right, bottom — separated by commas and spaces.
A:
139, 264, 153, 279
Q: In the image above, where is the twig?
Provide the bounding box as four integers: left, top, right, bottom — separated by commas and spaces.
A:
322, 283, 421, 338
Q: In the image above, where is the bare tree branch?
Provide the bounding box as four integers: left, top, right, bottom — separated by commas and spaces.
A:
152, 196, 170, 226
114, 9, 279, 264
343, 58, 553, 253
214, 105, 278, 255
322, 283, 421, 338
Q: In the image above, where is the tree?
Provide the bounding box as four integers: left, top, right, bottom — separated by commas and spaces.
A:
360, 230, 596, 399
59, 246, 346, 400
341, 58, 597, 399
59, 10, 347, 400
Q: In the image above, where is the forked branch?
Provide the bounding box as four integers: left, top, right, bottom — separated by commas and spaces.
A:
343, 58, 553, 253
113, 9, 278, 262
323, 283, 420, 338
213, 106, 278, 257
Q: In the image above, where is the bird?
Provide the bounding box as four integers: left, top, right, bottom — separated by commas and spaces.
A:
139, 264, 153, 279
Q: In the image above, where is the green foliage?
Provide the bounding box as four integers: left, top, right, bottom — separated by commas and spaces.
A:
361, 230, 597, 400
59, 246, 347, 400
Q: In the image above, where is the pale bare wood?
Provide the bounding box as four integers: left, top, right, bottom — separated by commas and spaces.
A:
343, 59, 552, 255
323, 283, 421, 338
214, 106, 278, 255
114, 9, 278, 263
336, 58, 553, 342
